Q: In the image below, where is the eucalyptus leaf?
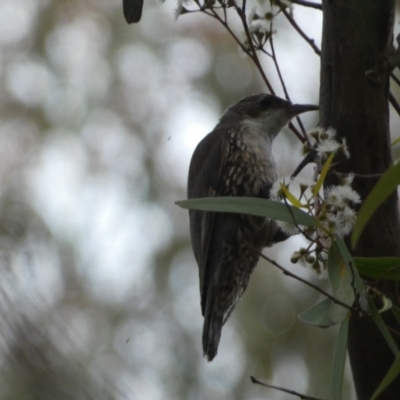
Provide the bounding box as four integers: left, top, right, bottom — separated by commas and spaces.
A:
354, 257, 400, 281
370, 354, 400, 400
330, 318, 349, 400
329, 285, 353, 324
176, 197, 317, 226
351, 160, 400, 247
368, 296, 399, 356
298, 298, 336, 328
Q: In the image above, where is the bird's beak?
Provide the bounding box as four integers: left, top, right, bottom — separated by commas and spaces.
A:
288, 103, 319, 116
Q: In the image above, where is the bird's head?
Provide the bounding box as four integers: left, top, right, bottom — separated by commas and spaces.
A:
221, 94, 319, 138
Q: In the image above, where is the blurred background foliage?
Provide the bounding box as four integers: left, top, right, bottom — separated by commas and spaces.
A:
5, 0, 400, 398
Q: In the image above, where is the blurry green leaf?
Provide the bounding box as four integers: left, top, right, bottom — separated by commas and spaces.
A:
327, 239, 356, 323
370, 354, 400, 400
328, 241, 352, 291
298, 298, 336, 328
351, 160, 400, 247
368, 296, 399, 356
391, 137, 400, 146
336, 237, 366, 298
313, 152, 334, 196
354, 257, 400, 280
123, 0, 143, 23
176, 197, 317, 226
329, 286, 353, 324
331, 317, 349, 400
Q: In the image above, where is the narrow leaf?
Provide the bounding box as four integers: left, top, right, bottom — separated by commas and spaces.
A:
328, 241, 351, 292
352, 160, 400, 247
327, 238, 356, 324
370, 354, 400, 400
313, 152, 334, 196
279, 184, 303, 208
176, 197, 317, 226
330, 317, 349, 400
354, 257, 400, 281
336, 236, 366, 296
368, 296, 399, 356
329, 286, 353, 324
298, 298, 336, 328
391, 137, 400, 147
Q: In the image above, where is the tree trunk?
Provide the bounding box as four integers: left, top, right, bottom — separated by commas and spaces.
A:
319, 0, 400, 398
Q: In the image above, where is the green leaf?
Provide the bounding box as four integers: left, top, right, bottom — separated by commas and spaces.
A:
351, 160, 400, 247
175, 197, 317, 226
336, 236, 366, 296
313, 152, 334, 196
327, 238, 357, 324
298, 298, 336, 328
354, 257, 400, 280
329, 286, 353, 324
391, 137, 400, 147
330, 317, 349, 400
328, 241, 352, 291
370, 354, 400, 400
368, 296, 399, 356
279, 184, 303, 208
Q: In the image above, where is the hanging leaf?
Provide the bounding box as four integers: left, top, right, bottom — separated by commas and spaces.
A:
176, 197, 317, 226
313, 152, 334, 196
279, 184, 303, 208
351, 160, 400, 247
368, 296, 399, 356
354, 257, 400, 281
330, 317, 349, 400
298, 298, 336, 328
370, 354, 400, 400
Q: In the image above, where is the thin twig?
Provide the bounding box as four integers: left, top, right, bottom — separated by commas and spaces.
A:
250, 248, 361, 314
277, 1, 321, 56
234, 4, 275, 93
251, 376, 326, 400
270, 27, 308, 141
331, 171, 383, 180
289, 0, 322, 10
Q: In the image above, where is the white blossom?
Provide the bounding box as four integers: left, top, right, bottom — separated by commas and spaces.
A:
327, 206, 357, 237
316, 138, 341, 154
325, 185, 361, 206
276, 220, 300, 236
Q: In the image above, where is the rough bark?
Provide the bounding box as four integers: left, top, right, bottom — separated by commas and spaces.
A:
320, 0, 400, 398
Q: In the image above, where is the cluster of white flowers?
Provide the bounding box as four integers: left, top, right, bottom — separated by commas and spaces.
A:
323, 179, 360, 237
270, 127, 360, 277
307, 126, 350, 160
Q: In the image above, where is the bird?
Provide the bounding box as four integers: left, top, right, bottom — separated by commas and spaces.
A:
187, 94, 318, 361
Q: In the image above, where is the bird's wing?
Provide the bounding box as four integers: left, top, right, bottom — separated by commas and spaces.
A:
187, 127, 231, 315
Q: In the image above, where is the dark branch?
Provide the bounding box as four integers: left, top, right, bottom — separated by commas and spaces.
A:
251, 376, 326, 400
277, 1, 321, 56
